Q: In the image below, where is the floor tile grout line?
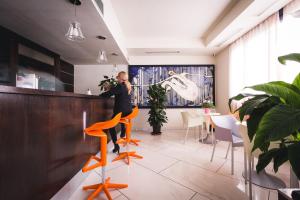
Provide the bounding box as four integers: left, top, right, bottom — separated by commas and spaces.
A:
159, 170, 221, 200
188, 192, 197, 200
179, 159, 225, 174
188, 192, 216, 200
113, 193, 124, 200
157, 160, 181, 174
132, 160, 200, 194
215, 159, 227, 173
107, 158, 242, 200
134, 142, 233, 178
116, 189, 130, 200
94, 163, 126, 177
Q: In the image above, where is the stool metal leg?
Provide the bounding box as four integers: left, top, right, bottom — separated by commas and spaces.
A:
244, 148, 248, 185
210, 142, 216, 162
225, 142, 230, 159
231, 144, 234, 175
102, 167, 106, 184
248, 155, 253, 200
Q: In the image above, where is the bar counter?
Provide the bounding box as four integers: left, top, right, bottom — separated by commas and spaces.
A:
0, 86, 114, 200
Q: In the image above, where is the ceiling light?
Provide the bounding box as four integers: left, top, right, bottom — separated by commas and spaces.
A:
145, 51, 180, 54
66, 21, 85, 41
97, 51, 108, 63
111, 53, 119, 56
65, 0, 85, 41
97, 35, 106, 40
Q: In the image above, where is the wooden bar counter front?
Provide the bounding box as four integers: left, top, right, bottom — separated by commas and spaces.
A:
0, 85, 114, 200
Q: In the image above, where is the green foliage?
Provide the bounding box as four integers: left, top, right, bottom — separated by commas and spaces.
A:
278, 53, 300, 65
147, 84, 168, 128
202, 102, 215, 108
229, 53, 300, 179
98, 75, 118, 92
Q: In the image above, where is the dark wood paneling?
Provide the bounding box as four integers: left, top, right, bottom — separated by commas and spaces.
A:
61, 71, 74, 85
0, 36, 10, 84
0, 86, 114, 200
18, 55, 55, 74
0, 26, 75, 92
0, 26, 58, 58
60, 60, 74, 75
63, 83, 74, 92
8, 38, 18, 86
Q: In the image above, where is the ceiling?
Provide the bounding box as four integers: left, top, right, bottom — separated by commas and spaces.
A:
0, 0, 128, 64
111, 0, 292, 57
111, 0, 235, 39
0, 0, 292, 65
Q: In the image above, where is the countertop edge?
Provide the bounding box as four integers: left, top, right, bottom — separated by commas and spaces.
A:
0, 85, 107, 99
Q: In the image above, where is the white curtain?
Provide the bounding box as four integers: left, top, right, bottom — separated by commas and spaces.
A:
277, 0, 300, 82
229, 0, 300, 97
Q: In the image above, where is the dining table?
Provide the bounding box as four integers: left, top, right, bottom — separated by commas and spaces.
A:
200, 112, 221, 144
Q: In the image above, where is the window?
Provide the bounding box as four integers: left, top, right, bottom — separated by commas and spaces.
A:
229, 0, 300, 97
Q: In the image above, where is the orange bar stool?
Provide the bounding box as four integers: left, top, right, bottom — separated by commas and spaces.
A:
82, 113, 128, 200
113, 107, 143, 165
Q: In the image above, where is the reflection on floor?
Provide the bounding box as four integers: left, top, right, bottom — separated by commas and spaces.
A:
68, 130, 291, 200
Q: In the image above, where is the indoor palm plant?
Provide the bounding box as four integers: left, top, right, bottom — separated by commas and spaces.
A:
229, 53, 300, 179
147, 84, 168, 135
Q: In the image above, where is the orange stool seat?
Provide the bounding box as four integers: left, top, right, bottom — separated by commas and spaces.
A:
82, 113, 128, 200
113, 107, 143, 165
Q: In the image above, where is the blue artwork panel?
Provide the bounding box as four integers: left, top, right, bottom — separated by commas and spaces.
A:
128, 65, 215, 108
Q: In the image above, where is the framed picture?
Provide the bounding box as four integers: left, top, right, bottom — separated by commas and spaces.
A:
128, 65, 215, 108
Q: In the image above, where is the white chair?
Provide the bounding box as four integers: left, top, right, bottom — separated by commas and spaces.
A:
210, 115, 244, 175
238, 122, 286, 200
181, 111, 204, 143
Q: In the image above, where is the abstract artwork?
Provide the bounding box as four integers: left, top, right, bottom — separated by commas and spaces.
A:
128, 65, 215, 108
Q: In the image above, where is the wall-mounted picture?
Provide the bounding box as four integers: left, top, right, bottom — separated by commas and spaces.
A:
128, 65, 215, 108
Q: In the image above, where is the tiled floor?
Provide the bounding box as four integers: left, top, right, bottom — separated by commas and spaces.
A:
68, 130, 291, 200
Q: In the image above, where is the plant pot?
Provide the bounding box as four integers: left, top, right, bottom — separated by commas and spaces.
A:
151, 125, 161, 135
204, 108, 210, 114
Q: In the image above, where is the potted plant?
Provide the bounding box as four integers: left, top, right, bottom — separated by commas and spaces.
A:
147, 84, 168, 135
229, 53, 300, 179
202, 100, 215, 114
98, 75, 118, 92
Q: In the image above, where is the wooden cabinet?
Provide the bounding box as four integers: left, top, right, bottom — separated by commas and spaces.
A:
0, 26, 74, 92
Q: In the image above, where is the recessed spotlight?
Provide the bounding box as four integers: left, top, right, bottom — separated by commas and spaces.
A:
96, 35, 106, 40
111, 53, 119, 56
69, 0, 81, 6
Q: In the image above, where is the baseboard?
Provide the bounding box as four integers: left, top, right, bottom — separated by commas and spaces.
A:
50, 168, 91, 200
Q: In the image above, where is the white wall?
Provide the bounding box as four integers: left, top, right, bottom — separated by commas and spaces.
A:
215, 47, 230, 114
74, 65, 127, 95
128, 55, 215, 65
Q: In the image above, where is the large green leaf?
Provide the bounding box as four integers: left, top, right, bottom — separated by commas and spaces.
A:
273, 147, 288, 172
288, 142, 300, 179
246, 96, 280, 141
253, 105, 300, 151
256, 147, 288, 174
256, 149, 278, 173
292, 73, 300, 89
278, 53, 300, 65
228, 94, 247, 112
248, 81, 300, 108
238, 95, 269, 121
